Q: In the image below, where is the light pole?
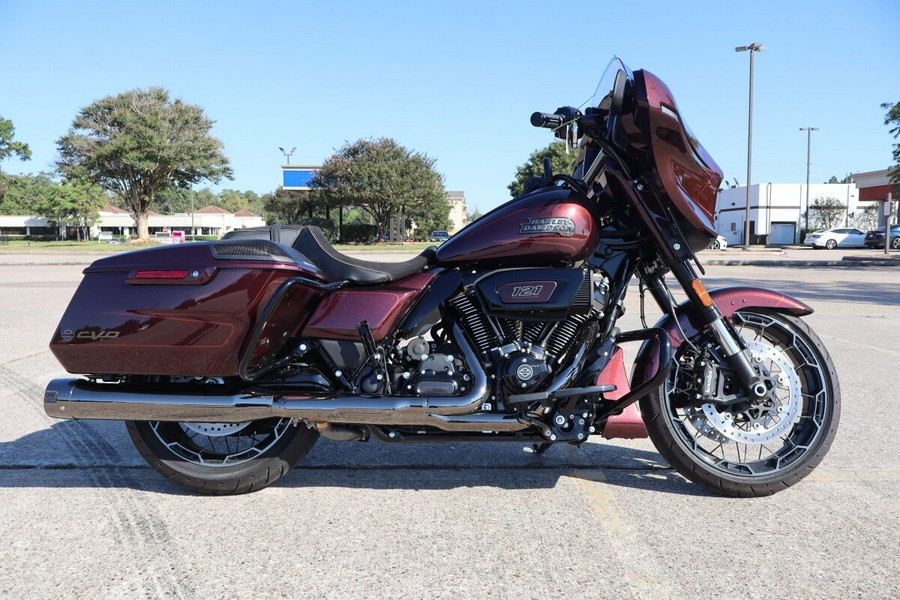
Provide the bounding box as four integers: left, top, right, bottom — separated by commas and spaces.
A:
278, 146, 296, 165
799, 127, 819, 234
190, 187, 195, 241
736, 42, 765, 246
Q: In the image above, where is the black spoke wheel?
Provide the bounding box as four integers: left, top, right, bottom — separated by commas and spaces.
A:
127, 418, 318, 495
640, 309, 840, 497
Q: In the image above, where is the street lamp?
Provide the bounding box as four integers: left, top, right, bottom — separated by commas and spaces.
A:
799, 127, 819, 234
278, 146, 296, 165
736, 42, 766, 246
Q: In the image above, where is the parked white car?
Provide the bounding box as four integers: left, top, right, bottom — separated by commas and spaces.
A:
706, 235, 727, 250
803, 227, 866, 249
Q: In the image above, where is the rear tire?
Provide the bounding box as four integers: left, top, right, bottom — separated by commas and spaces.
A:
892, 237, 900, 250
825, 239, 837, 249
640, 310, 840, 497
127, 418, 318, 495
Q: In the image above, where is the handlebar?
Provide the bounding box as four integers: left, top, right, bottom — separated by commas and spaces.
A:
530, 111, 564, 129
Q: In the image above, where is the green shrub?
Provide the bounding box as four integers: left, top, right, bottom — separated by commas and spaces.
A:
340, 223, 377, 243
304, 217, 338, 243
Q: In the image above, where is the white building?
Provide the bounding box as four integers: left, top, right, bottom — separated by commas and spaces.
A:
851, 169, 897, 228
446, 191, 467, 233
714, 183, 878, 246
0, 205, 265, 240
95, 204, 265, 238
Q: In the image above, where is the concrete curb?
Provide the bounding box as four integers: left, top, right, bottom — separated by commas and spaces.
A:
705, 259, 900, 267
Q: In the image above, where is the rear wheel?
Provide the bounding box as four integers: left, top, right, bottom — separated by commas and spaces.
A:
892, 237, 900, 250
640, 310, 840, 497
127, 418, 318, 495
824, 239, 837, 249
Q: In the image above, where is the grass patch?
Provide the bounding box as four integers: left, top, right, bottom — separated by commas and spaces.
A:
0, 239, 434, 254
0, 240, 151, 252
333, 241, 433, 252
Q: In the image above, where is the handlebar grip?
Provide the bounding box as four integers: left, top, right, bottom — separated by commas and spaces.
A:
530, 112, 564, 129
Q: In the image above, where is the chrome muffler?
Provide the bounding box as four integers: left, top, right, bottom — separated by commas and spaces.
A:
43, 325, 526, 433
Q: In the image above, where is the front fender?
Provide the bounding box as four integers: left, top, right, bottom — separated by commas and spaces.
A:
631, 286, 812, 389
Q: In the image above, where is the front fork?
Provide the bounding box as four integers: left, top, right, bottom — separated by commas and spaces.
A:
642, 262, 768, 400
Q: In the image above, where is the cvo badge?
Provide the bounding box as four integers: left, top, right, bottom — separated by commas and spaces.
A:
518, 217, 575, 237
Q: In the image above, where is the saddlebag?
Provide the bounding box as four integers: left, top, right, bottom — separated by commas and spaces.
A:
49, 240, 325, 378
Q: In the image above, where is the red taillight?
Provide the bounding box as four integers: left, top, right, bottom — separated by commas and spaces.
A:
133, 270, 190, 280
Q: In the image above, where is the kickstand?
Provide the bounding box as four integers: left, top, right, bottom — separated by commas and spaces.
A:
531, 442, 554, 455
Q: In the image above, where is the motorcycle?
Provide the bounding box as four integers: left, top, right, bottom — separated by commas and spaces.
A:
44, 58, 840, 496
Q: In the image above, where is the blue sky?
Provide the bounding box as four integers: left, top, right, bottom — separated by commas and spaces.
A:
1, 0, 898, 214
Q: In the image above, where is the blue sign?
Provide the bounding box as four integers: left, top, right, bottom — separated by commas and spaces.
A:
283, 169, 318, 189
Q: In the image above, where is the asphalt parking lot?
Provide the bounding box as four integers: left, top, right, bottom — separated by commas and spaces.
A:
0, 249, 898, 599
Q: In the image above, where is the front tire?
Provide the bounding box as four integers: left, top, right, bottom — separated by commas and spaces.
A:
640, 310, 840, 497
127, 418, 319, 495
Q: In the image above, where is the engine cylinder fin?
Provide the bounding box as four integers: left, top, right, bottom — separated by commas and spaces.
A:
545, 313, 591, 361
449, 293, 498, 355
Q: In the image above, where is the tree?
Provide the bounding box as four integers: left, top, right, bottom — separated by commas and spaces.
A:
808, 197, 846, 230
263, 188, 317, 224
883, 102, 900, 191
0, 172, 56, 216
850, 204, 878, 231
825, 174, 852, 184
0, 116, 32, 197
219, 189, 263, 214
16, 176, 107, 241
63, 181, 107, 241
0, 116, 31, 166
508, 140, 580, 198
311, 138, 445, 241
56, 87, 232, 241
406, 193, 452, 241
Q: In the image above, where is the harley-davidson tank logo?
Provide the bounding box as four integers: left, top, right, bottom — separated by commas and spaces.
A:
518, 217, 576, 237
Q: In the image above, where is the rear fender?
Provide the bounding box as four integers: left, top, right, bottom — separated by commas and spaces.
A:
631, 286, 812, 388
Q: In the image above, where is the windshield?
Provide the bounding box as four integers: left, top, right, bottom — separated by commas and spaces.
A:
581, 57, 633, 112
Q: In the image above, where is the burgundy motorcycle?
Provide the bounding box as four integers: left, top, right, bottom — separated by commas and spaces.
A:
44, 58, 839, 496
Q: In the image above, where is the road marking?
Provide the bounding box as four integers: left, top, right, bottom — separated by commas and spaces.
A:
806, 468, 900, 482
817, 333, 900, 358
568, 470, 677, 599
1, 349, 52, 367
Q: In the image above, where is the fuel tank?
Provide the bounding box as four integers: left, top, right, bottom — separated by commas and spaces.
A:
435, 187, 601, 267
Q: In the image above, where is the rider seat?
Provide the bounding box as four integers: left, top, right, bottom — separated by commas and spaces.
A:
293, 226, 436, 285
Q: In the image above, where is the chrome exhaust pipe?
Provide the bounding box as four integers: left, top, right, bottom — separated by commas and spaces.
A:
44, 324, 526, 433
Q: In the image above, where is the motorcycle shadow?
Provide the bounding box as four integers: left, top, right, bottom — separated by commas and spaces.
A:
0, 421, 711, 497
280, 438, 712, 497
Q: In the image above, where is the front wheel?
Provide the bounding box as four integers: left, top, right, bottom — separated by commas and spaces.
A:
892, 237, 900, 250
127, 418, 319, 495
640, 310, 840, 497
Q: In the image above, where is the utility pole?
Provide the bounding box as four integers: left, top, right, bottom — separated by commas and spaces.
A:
800, 127, 819, 234
736, 42, 766, 246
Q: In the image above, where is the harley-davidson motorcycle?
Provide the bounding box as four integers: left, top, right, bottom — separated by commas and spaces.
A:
44, 58, 839, 496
